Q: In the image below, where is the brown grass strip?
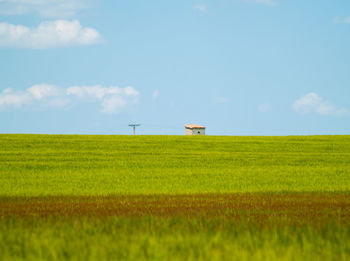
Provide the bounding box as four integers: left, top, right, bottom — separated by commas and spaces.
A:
0, 193, 349, 225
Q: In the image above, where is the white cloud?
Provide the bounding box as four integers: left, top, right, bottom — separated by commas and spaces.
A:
0, 20, 102, 49
0, 84, 139, 113
194, 4, 207, 13
0, 0, 92, 18
333, 17, 350, 24
258, 103, 271, 113
28, 84, 61, 100
101, 96, 128, 114
67, 85, 114, 99
0, 88, 32, 107
293, 93, 348, 116
67, 85, 140, 114
124, 86, 139, 97
66, 85, 139, 99
241, 0, 276, 6
152, 89, 160, 100
213, 96, 228, 104
0, 84, 67, 108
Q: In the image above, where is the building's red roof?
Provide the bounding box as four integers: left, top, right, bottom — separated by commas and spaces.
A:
185, 124, 206, 129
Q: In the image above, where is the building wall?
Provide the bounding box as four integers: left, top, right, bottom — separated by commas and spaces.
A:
185, 128, 205, 135
185, 128, 193, 135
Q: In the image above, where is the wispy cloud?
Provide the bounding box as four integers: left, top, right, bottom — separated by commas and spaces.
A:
258, 103, 271, 113
240, 0, 277, 6
213, 96, 228, 104
67, 85, 139, 113
0, 0, 93, 18
152, 89, 160, 100
0, 20, 102, 49
0, 84, 140, 114
333, 17, 350, 24
293, 93, 348, 116
194, 4, 207, 13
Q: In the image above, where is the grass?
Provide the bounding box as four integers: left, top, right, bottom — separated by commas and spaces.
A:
0, 134, 350, 260
1, 193, 349, 260
1, 215, 348, 261
1, 134, 350, 195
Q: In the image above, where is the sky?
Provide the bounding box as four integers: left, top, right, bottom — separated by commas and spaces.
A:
0, 0, 350, 135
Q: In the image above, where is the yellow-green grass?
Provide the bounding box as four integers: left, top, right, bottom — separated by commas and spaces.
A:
1, 134, 350, 195
1, 215, 348, 261
0, 134, 350, 260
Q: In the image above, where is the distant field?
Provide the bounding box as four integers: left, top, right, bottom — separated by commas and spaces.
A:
0, 134, 349, 260
1, 134, 350, 195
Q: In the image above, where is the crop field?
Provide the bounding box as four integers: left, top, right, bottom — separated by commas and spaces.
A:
0, 134, 350, 260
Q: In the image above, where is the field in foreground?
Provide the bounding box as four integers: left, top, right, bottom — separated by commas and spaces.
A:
1, 193, 349, 260
0, 135, 350, 260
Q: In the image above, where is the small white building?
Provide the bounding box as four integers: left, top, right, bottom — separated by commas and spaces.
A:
185, 124, 206, 135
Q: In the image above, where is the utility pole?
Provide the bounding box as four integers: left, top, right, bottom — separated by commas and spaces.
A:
128, 124, 141, 135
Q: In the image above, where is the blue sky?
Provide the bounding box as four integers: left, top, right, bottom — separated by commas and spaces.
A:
0, 0, 350, 135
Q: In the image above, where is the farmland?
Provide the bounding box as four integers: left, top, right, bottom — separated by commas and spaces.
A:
0, 134, 350, 260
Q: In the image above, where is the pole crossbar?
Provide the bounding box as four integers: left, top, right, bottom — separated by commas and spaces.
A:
128, 124, 141, 135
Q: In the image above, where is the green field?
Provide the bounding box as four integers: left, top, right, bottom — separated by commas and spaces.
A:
1, 134, 350, 195
0, 134, 350, 260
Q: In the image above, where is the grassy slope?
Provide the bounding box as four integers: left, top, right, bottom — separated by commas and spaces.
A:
1, 134, 350, 195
